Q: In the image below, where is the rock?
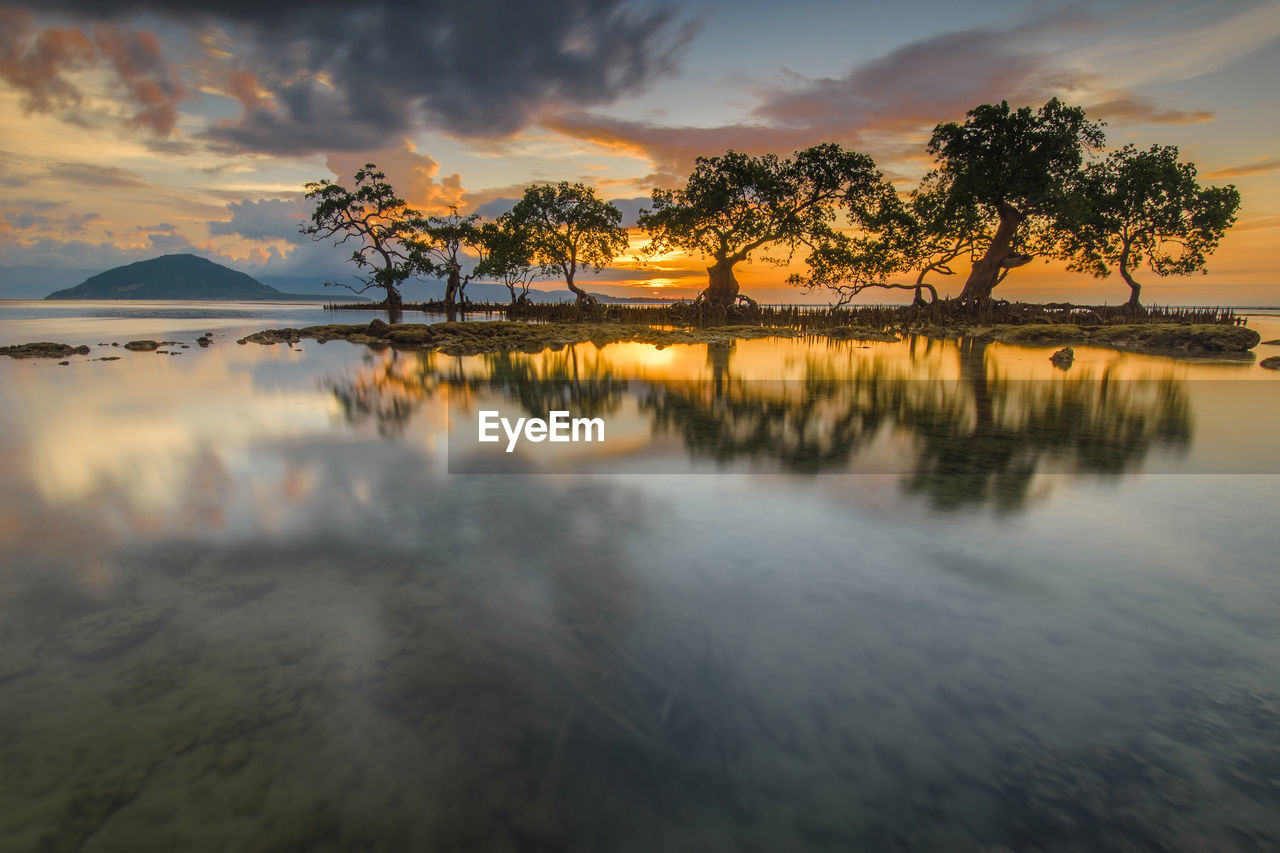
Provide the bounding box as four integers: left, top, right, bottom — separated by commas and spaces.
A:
1262, 339, 1280, 345
95, 356, 121, 361
0, 342, 91, 358
58, 360, 69, 365
1261, 356, 1280, 370
196, 337, 211, 347
123, 340, 159, 351
237, 328, 301, 345
1050, 346, 1075, 369
365, 318, 392, 336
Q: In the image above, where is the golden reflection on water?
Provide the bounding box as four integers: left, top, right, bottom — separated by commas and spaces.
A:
2, 325, 1277, 541
312, 332, 1280, 507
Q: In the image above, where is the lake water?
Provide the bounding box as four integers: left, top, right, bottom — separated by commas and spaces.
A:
2, 300, 1279, 851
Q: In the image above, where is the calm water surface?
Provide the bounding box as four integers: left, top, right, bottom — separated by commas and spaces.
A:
2, 301, 1279, 851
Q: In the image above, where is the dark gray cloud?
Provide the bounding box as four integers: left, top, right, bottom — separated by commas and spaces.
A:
11, 0, 695, 154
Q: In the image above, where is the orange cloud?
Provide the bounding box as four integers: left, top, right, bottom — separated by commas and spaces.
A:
224, 69, 270, 113
1085, 95, 1213, 125
326, 139, 464, 215
0, 11, 186, 136
0, 10, 95, 113
1206, 158, 1280, 179
1229, 215, 1280, 233
91, 26, 186, 136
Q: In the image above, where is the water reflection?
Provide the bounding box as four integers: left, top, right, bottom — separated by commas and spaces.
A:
326, 337, 1194, 511
2, 317, 1279, 850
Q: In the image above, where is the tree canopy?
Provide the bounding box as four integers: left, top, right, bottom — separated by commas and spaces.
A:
1056, 144, 1240, 308
417, 209, 484, 308
506, 182, 629, 308
301, 163, 427, 311
796, 171, 990, 307
927, 98, 1106, 302
638, 144, 885, 309
304, 100, 1242, 317
474, 215, 542, 305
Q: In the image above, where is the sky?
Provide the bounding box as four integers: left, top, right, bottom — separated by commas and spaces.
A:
1, 0, 1278, 304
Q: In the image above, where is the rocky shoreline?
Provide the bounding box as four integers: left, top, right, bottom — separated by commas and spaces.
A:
1, 319, 1265, 362
235, 319, 1262, 356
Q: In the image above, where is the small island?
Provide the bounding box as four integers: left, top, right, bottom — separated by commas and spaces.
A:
45, 254, 334, 301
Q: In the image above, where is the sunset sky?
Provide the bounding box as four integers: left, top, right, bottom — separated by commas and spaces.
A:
1, 0, 1278, 304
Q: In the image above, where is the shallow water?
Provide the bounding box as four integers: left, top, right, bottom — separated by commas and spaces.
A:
2, 301, 1279, 851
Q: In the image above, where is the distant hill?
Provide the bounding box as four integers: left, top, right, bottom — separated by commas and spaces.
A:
45, 254, 327, 300
33, 253, 679, 303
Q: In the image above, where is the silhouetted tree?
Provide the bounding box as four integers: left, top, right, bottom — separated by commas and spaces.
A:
475, 215, 542, 306
928, 99, 1105, 303
1056, 144, 1241, 309
638, 144, 884, 309
507, 182, 629, 308
419, 208, 484, 310
796, 171, 989, 307
302, 163, 427, 313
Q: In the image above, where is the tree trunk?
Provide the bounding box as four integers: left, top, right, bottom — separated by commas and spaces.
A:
958, 205, 1023, 303
383, 286, 403, 324
1120, 245, 1142, 310
444, 265, 462, 309
565, 271, 597, 308
700, 257, 740, 308
383, 286, 403, 309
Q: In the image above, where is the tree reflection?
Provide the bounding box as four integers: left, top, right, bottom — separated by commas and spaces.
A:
897, 339, 1190, 510
325, 345, 626, 437
644, 337, 1191, 510
646, 341, 901, 473
327, 350, 457, 437
326, 338, 1192, 511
